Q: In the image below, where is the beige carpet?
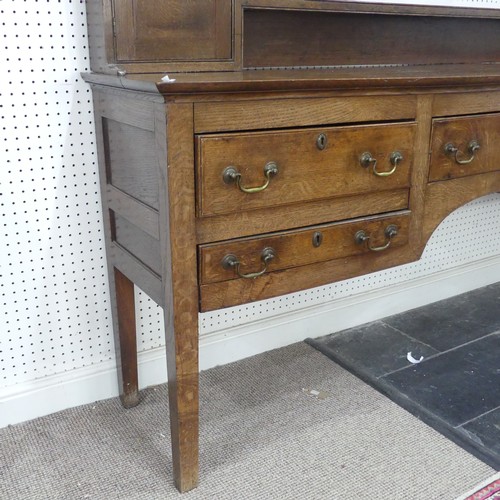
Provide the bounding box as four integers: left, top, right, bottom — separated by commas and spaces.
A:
0, 343, 494, 499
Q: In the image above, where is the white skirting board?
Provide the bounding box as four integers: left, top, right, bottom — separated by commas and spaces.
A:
1, 255, 500, 429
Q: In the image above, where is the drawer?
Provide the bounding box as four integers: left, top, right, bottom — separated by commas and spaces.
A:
429, 113, 500, 181
199, 212, 410, 285
196, 122, 416, 217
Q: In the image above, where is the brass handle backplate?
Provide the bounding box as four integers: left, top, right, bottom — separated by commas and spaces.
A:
360, 151, 403, 177
355, 224, 399, 252
222, 162, 279, 194
221, 247, 276, 279
444, 140, 480, 165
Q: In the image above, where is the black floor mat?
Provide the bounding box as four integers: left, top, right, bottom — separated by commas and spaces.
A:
306, 282, 500, 470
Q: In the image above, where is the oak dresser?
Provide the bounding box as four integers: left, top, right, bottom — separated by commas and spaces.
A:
83, 0, 500, 492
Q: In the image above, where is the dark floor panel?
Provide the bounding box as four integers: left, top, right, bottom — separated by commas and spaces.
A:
460, 407, 500, 458
381, 333, 500, 427
306, 321, 439, 379
307, 283, 500, 470
382, 283, 500, 352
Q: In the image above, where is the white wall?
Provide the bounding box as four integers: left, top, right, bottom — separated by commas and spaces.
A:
1, 0, 500, 428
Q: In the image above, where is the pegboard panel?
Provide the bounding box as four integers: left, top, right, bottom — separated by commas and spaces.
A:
0, 0, 114, 388
1, 0, 500, 392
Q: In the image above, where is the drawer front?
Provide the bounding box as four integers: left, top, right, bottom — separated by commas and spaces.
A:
429, 113, 500, 181
197, 122, 416, 217
199, 212, 410, 285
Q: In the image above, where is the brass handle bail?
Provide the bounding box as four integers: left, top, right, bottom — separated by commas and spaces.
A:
221, 247, 276, 279
355, 224, 399, 252
360, 151, 402, 177
222, 162, 279, 194
444, 140, 480, 165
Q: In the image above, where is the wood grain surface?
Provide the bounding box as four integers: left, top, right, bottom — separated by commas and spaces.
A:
200, 213, 410, 284
429, 113, 500, 181
423, 172, 500, 247
113, 268, 140, 408
84, 2, 500, 493
195, 189, 409, 243
194, 95, 417, 133
162, 102, 200, 493
243, 9, 500, 68
114, 0, 232, 62
197, 123, 415, 217
200, 244, 420, 311
433, 91, 500, 117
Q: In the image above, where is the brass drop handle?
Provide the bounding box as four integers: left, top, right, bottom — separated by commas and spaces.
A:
221, 247, 276, 279
444, 140, 480, 165
222, 162, 279, 194
355, 224, 399, 252
360, 151, 403, 177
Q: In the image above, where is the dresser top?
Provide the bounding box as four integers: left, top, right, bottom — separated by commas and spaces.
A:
82, 63, 500, 95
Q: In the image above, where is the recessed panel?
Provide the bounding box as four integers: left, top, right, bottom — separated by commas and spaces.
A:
243, 9, 500, 68
103, 118, 159, 210
114, 0, 232, 62
113, 213, 161, 276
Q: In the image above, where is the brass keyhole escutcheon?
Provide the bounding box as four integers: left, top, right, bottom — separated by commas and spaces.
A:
316, 133, 328, 151
312, 231, 323, 247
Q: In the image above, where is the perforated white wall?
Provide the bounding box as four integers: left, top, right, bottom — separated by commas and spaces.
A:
1, 0, 500, 410
1, 0, 114, 388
